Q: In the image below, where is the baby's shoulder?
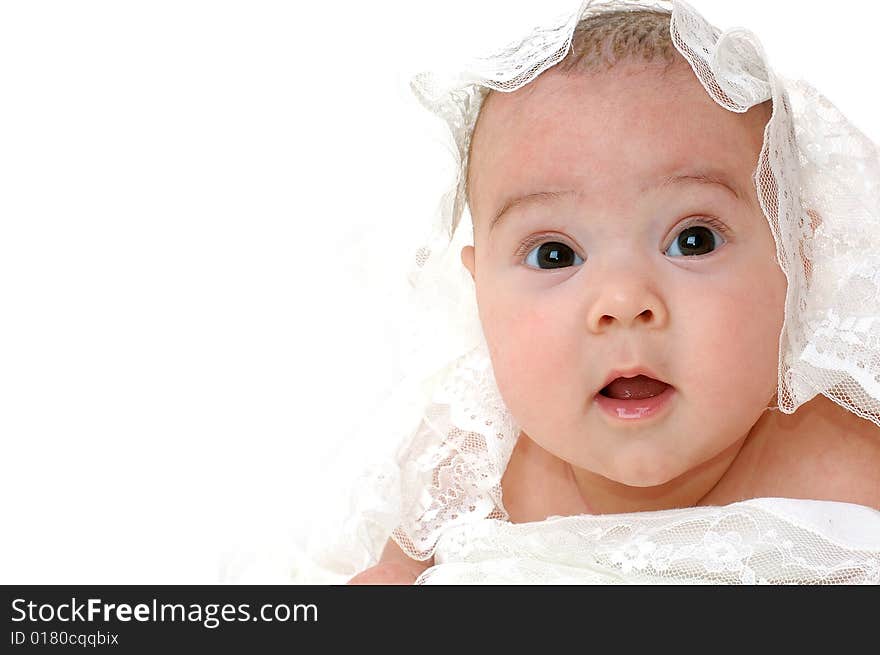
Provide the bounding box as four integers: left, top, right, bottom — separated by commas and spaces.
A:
733, 396, 880, 511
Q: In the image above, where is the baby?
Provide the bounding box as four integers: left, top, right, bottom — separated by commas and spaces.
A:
348, 6, 880, 584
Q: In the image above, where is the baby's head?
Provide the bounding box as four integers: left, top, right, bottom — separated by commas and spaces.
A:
459, 9, 785, 487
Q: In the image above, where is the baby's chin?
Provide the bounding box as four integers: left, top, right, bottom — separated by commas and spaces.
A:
601, 466, 683, 489
594, 447, 702, 488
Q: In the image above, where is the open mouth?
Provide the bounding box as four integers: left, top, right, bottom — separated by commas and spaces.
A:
594, 374, 676, 421
598, 375, 671, 400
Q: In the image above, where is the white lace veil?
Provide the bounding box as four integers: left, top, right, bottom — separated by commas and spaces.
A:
304, 0, 880, 579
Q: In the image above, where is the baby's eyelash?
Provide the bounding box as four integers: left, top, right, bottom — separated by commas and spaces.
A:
514, 232, 569, 257
679, 216, 731, 238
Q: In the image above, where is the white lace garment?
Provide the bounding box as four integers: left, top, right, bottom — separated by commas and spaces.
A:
415, 498, 880, 584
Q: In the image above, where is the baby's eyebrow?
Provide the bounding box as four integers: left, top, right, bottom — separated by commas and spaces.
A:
490, 190, 574, 233
653, 170, 744, 202
489, 170, 745, 233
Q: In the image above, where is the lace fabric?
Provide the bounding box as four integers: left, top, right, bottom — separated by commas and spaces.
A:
301, 0, 880, 583
417, 498, 880, 584
390, 336, 518, 560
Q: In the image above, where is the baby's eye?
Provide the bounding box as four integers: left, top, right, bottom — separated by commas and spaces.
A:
665, 223, 726, 257
524, 241, 585, 270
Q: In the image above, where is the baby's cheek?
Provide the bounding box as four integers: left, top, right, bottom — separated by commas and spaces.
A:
693, 285, 783, 411
484, 303, 566, 417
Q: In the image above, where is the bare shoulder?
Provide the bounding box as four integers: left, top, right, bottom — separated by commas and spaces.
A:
739, 395, 880, 511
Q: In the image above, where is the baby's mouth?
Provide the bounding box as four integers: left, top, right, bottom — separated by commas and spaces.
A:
599, 375, 671, 400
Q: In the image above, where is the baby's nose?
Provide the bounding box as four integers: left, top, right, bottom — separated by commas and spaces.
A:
585, 280, 668, 333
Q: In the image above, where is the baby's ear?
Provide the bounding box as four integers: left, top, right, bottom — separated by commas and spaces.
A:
461, 245, 476, 281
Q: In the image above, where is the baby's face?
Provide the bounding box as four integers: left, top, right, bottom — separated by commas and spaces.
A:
461, 61, 786, 487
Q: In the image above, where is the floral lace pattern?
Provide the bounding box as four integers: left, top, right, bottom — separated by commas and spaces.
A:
417, 499, 880, 584
391, 339, 519, 560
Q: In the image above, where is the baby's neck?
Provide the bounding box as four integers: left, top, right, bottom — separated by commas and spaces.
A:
501, 420, 765, 520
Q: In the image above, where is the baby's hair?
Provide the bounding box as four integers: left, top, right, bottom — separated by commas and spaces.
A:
556, 8, 677, 74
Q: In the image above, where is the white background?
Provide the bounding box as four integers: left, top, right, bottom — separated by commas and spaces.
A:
1, 0, 878, 583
